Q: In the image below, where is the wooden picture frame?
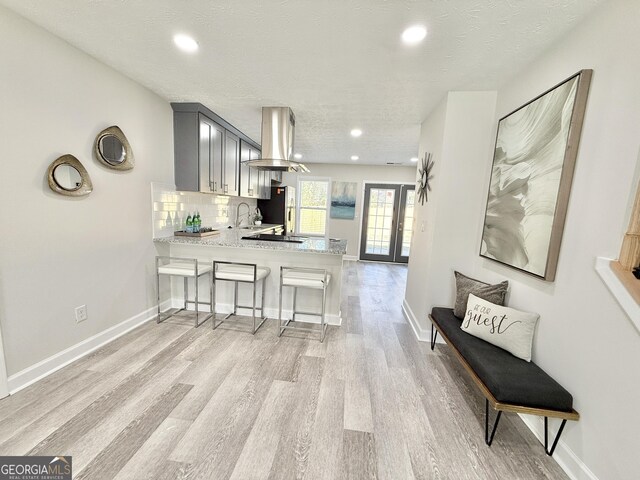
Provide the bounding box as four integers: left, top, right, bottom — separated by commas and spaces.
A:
480, 69, 592, 281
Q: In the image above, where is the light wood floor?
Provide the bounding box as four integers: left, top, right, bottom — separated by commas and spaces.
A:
0, 261, 568, 479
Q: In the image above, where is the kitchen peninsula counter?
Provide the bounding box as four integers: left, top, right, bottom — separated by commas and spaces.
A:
153, 227, 346, 325
154, 228, 347, 256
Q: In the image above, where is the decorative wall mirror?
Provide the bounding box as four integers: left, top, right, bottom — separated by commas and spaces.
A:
47, 154, 93, 197
94, 125, 134, 170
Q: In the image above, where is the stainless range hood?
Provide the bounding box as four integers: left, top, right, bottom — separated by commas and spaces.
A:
244, 107, 309, 172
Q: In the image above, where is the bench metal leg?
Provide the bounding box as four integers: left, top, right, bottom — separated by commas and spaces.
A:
430, 324, 438, 350
485, 399, 502, 446
544, 417, 567, 456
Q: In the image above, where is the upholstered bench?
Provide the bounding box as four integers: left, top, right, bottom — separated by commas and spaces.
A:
429, 307, 579, 456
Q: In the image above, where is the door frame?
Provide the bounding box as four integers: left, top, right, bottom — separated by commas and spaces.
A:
394, 184, 416, 264
359, 184, 402, 262
357, 181, 415, 261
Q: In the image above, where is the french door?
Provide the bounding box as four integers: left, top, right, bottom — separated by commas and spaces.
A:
359, 184, 415, 263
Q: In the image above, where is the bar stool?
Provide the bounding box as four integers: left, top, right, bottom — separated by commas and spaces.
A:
156, 256, 213, 328
212, 261, 271, 334
278, 267, 330, 342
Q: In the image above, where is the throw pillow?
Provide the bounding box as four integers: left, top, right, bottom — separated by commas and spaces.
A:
461, 294, 539, 362
453, 271, 508, 319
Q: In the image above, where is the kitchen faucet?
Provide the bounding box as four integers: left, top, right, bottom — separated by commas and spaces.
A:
235, 201, 251, 227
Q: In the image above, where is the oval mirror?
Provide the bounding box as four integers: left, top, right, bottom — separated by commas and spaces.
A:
53, 164, 83, 191
47, 154, 93, 197
98, 135, 126, 165
94, 125, 134, 170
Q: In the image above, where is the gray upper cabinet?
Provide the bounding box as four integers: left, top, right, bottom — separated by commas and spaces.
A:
240, 140, 260, 198
172, 103, 261, 196
198, 114, 224, 194
224, 131, 240, 196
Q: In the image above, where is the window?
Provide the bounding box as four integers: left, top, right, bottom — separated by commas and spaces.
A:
298, 178, 329, 235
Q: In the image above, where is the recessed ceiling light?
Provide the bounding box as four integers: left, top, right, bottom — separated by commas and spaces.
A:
173, 34, 199, 53
401, 25, 427, 45
410, 157, 419, 162
293, 153, 302, 160
351, 155, 359, 161
350, 128, 363, 138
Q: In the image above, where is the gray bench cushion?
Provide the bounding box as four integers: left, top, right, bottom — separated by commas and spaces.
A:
431, 307, 573, 412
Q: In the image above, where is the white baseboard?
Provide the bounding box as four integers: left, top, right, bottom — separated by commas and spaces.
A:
401, 298, 444, 344
7, 297, 340, 396
343, 255, 359, 262
518, 415, 599, 480
7, 300, 171, 394
171, 299, 342, 326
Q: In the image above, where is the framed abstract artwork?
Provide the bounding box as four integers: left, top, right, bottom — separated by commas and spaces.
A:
330, 181, 357, 219
480, 69, 592, 281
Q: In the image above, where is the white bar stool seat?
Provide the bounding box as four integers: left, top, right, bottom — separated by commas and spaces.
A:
215, 265, 270, 282
158, 262, 213, 277
278, 267, 330, 342
156, 256, 213, 328
282, 271, 332, 289
213, 261, 271, 334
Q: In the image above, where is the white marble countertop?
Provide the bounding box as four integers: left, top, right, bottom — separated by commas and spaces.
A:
154, 225, 347, 255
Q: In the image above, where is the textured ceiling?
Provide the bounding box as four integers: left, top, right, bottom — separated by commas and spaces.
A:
1, 0, 603, 165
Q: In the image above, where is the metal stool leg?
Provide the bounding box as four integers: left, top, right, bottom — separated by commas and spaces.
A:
184, 277, 188, 310
278, 273, 284, 337
209, 269, 214, 319
261, 278, 266, 320
320, 284, 327, 342
223, 280, 238, 322
252, 279, 257, 333
212, 273, 219, 330
156, 266, 161, 323
194, 273, 200, 328
292, 286, 297, 321
234, 281, 238, 315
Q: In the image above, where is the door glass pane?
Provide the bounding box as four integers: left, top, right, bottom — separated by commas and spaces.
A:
365, 188, 396, 255
401, 189, 415, 257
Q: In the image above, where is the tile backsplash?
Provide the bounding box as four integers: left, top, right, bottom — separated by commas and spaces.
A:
151, 182, 257, 238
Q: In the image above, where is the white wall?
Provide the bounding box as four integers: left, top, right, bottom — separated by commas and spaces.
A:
283, 163, 416, 257
404, 1, 640, 479
0, 7, 174, 377
405, 91, 498, 328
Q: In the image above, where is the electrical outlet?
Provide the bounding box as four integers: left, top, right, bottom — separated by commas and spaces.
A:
75, 305, 88, 323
